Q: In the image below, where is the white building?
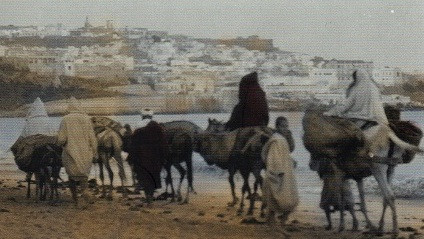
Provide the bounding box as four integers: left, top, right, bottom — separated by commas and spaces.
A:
373, 67, 402, 86
156, 71, 217, 95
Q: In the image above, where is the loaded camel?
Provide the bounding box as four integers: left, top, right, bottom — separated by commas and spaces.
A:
303, 106, 423, 234
196, 121, 274, 215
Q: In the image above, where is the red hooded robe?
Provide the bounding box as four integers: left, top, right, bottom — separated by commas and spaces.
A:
225, 72, 269, 131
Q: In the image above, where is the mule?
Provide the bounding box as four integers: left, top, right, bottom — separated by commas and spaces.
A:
92, 116, 128, 199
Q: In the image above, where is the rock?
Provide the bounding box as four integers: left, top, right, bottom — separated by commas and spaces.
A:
198, 211, 205, 216
0, 208, 10, 213
240, 217, 265, 225
216, 213, 225, 218
399, 227, 417, 232
173, 218, 180, 222
285, 226, 301, 232
6, 197, 16, 202
129, 206, 140, 211
162, 210, 172, 214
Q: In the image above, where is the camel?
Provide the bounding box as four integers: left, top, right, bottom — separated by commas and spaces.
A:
195, 125, 273, 215
303, 108, 423, 235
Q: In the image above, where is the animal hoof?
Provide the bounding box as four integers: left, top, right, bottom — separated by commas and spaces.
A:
180, 200, 188, 205
177, 195, 183, 202
227, 202, 236, 207
260, 212, 266, 218
247, 210, 253, 216
338, 226, 345, 232
325, 225, 332, 231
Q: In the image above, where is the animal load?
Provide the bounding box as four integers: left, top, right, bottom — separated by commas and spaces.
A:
389, 120, 423, 163
303, 111, 365, 159
11, 134, 58, 173
197, 130, 239, 168
91, 116, 124, 135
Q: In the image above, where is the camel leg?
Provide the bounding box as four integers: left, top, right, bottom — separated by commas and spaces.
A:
239, 172, 253, 215
162, 164, 174, 201
26, 172, 32, 199
98, 161, 106, 198
174, 163, 186, 202
114, 153, 127, 198
372, 164, 398, 235
105, 160, 114, 200
227, 167, 238, 207
324, 207, 332, 230
338, 179, 345, 232
357, 180, 376, 230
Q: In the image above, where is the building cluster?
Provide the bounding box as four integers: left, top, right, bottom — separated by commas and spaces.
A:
0, 18, 409, 110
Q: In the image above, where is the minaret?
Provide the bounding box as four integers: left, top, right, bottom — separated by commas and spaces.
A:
84, 16, 92, 28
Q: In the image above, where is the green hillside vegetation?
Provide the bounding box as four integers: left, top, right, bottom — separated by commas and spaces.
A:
0, 57, 128, 111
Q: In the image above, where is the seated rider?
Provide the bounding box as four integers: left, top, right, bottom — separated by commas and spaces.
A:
324, 69, 389, 158
225, 72, 269, 131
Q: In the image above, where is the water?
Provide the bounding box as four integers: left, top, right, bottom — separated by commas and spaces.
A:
1, 111, 424, 198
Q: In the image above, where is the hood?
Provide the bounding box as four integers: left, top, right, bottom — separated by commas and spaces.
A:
67, 97, 83, 113
238, 71, 262, 101
26, 97, 48, 119
346, 68, 377, 96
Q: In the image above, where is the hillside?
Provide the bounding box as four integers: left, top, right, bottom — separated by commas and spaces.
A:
0, 57, 128, 111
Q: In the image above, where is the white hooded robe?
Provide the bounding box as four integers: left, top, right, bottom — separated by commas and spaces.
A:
57, 98, 98, 179
262, 133, 299, 214
20, 97, 54, 138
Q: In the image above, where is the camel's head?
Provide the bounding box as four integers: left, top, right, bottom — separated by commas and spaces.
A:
206, 118, 226, 133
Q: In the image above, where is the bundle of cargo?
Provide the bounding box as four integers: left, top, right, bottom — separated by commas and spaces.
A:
302, 111, 365, 160
389, 120, 423, 163
10, 134, 59, 173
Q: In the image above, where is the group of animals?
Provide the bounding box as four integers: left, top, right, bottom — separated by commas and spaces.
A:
18, 107, 423, 235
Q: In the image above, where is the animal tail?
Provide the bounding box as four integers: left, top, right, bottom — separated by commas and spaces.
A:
387, 128, 424, 153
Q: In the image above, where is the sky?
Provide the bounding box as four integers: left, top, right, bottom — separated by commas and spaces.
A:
1, 0, 424, 71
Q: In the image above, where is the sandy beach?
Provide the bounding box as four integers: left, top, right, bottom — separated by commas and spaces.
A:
0, 168, 423, 239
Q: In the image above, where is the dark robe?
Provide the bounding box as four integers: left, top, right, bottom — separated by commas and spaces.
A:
128, 121, 167, 195
225, 72, 269, 131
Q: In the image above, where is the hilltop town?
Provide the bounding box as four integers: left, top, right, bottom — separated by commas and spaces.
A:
0, 18, 422, 116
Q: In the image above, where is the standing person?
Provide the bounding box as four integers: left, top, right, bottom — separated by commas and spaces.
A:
128, 110, 167, 206
261, 133, 299, 224
225, 72, 269, 131
57, 97, 98, 207
275, 116, 295, 153
20, 97, 54, 138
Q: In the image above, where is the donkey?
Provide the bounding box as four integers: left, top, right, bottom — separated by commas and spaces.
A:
29, 143, 62, 201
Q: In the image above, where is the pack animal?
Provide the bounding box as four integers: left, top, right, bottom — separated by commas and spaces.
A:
196, 125, 273, 215
91, 116, 127, 199
304, 108, 423, 234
